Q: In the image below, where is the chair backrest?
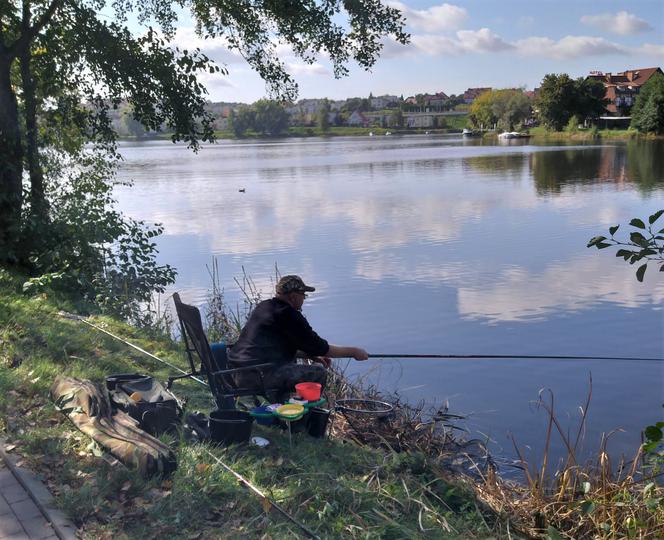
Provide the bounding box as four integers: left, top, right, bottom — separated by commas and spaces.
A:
172, 293, 221, 397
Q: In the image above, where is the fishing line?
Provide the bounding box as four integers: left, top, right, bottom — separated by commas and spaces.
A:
369, 353, 662, 362
58, 311, 321, 539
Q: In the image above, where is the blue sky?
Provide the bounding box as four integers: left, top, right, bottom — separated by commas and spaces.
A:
166, 0, 664, 103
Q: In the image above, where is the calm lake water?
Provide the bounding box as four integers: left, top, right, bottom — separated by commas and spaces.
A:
115, 135, 664, 469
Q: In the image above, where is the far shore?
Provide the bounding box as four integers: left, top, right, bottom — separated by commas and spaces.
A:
118, 125, 662, 143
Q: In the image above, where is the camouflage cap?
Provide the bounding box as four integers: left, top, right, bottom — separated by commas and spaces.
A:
276, 275, 315, 294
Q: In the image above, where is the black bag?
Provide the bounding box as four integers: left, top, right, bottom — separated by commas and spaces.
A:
106, 374, 183, 436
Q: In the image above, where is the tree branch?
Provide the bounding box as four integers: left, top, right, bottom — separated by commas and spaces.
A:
8, 0, 63, 58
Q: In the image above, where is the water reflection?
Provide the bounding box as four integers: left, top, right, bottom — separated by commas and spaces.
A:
529, 140, 664, 195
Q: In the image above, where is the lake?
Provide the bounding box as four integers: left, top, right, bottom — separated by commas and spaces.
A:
115, 135, 664, 470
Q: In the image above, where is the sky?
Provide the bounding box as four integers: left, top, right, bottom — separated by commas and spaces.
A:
160, 0, 664, 103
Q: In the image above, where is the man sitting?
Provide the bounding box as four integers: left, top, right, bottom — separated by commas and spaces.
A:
227, 275, 368, 400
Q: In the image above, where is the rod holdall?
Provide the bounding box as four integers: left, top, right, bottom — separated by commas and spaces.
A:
106, 373, 183, 436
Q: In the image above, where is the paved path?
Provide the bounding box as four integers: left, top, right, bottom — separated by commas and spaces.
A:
0, 461, 59, 540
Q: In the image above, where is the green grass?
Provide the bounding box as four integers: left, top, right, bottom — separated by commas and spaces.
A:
527, 126, 645, 140
0, 269, 502, 539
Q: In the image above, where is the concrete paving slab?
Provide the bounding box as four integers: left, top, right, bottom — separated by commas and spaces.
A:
8, 500, 41, 522
0, 496, 11, 516
0, 486, 28, 506
0, 445, 77, 540
0, 514, 23, 536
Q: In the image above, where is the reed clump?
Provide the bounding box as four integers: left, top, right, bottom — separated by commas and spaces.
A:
475, 383, 664, 539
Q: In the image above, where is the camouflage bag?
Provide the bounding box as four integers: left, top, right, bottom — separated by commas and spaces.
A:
50, 376, 177, 477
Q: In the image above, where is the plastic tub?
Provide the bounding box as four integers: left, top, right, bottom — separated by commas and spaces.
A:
295, 382, 322, 401
250, 405, 277, 426
209, 409, 253, 445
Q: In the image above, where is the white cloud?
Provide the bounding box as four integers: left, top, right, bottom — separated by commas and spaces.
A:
410, 34, 464, 56
515, 35, 628, 59
456, 28, 514, 53
639, 43, 664, 57
388, 1, 468, 32
406, 29, 512, 57
168, 27, 244, 65
581, 11, 654, 36
286, 62, 330, 76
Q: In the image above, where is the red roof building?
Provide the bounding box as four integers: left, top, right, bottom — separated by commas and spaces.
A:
587, 67, 663, 116
463, 87, 491, 104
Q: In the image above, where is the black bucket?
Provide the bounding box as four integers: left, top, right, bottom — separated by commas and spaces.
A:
306, 407, 330, 438
209, 410, 253, 445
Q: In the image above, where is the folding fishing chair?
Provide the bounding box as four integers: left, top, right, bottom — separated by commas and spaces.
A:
171, 293, 280, 409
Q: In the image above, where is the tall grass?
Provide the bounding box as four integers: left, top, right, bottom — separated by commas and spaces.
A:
477, 379, 664, 539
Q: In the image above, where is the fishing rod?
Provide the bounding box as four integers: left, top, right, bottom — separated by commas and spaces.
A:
58, 311, 321, 539
369, 353, 662, 362
58, 311, 209, 387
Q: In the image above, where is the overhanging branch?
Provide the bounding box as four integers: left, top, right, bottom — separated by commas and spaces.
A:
8, 0, 63, 58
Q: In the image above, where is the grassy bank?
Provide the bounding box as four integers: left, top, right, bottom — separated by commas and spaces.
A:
526, 126, 656, 141
0, 269, 499, 539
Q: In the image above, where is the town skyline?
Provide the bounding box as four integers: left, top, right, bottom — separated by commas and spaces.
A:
155, 0, 664, 103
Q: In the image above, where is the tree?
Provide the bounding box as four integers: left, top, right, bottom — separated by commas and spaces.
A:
229, 106, 255, 137
0, 0, 408, 260
573, 77, 607, 120
536, 73, 608, 131
536, 74, 577, 131
253, 100, 289, 136
469, 89, 531, 131
389, 108, 403, 128
588, 209, 664, 282
317, 99, 331, 132
469, 90, 496, 129
631, 72, 664, 134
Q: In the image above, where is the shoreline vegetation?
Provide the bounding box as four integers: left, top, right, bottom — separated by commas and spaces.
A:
2, 268, 662, 539
118, 124, 663, 143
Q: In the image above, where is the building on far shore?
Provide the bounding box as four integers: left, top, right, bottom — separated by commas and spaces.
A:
587, 67, 663, 116
462, 87, 491, 104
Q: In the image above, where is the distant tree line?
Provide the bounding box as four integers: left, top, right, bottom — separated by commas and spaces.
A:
468, 89, 531, 131
228, 100, 290, 137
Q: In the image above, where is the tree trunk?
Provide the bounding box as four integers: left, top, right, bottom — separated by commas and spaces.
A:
20, 37, 47, 220
0, 54, 24, 262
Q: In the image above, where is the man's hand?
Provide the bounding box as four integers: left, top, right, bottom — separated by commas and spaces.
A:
352, 348, 369, 361
313, 356, 332, 368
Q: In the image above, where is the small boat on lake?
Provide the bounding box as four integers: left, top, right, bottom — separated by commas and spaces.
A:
462, 128, 480, 137
498, 131, 531, 139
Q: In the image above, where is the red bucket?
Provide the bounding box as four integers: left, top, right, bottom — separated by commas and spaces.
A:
295, 382, 321, 401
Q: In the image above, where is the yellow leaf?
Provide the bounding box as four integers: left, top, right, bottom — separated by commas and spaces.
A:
196, 463, 210, 474
261, 497, 271, 514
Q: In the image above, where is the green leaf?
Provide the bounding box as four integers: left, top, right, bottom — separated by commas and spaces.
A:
630, 232, 649, 247
547, 527, 565, 540
609, 225, 619, 236
648, 210, 664, 224
580, 500, 596, 514
587, 235, 606, 247
596, 242, 612, 249
636, 264, 647, 282
616, 249, 633, 259
630, 218, 646, 229
645, 425, 663, 442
